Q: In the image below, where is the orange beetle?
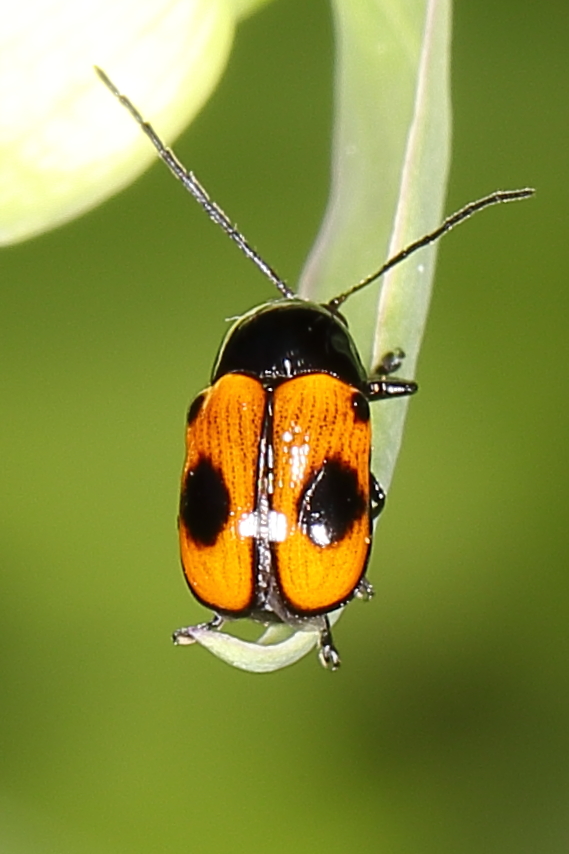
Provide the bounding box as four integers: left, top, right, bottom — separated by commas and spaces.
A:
177, 300, 416, 667
96, 67, 533, 669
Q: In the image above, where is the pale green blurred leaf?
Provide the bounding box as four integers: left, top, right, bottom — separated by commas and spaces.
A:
0, 0, 275, 245
229, 0, 275, 19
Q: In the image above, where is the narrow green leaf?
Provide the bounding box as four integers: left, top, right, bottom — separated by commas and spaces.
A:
299, 0, 451, 490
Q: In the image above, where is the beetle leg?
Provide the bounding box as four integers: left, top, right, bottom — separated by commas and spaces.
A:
370, 474, 386, 519
366, 348, 418, 401
375, 347, 406, 376
366, 376, 417, 401
172, 612, 225, 645
317, 617, 341, 671
354, 577, 375, 601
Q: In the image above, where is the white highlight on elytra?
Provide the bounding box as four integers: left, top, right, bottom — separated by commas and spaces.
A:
239, 511, 288, 542
280, 424, 311, 489
309, 523, 331, 548
289, 442, 310, 486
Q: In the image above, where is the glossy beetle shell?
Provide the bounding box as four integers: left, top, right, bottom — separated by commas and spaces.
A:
178, 300, 375, 623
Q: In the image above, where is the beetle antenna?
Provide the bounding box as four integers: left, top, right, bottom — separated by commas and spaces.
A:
95, 67, 295, 300
327, 188, 535, 312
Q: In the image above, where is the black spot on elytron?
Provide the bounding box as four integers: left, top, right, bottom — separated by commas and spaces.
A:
187, 392, 206, 426
351, 391, 370, 423
180, 457, 230, 547
297, 458, 366, 547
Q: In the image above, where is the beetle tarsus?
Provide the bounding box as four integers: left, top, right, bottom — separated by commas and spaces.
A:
375, 348, 406, 376
354, 578, 375, 601
318, 618, 341, 670
172, 613, 225, 645
318, 643, 341, 671
370, 475, 386, 519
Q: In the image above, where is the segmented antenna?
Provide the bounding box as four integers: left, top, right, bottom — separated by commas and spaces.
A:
327, 188, 535, 311
95, 67, 295, 300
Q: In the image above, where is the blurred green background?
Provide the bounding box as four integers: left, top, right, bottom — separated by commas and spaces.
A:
1, 0, 568, 851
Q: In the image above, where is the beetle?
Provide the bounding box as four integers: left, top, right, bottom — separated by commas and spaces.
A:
176, 299, 416, 669
96, 67, 533, 669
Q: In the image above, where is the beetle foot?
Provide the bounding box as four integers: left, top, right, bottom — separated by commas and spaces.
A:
318, 617, 341, 670
318, 642, 341, 671
354, 578, 375, 601
172, 613, 225, 645
374, 348, 406, 376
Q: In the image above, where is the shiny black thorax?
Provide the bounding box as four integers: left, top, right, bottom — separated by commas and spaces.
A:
212, 299, 368, 388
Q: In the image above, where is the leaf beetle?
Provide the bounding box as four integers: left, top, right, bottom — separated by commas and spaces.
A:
96, 67, 533, 669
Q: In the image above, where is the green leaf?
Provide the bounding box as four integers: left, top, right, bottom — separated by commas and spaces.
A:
299, 0, 451, 490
